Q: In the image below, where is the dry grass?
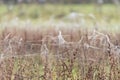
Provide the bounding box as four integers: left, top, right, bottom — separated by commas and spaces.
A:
0, 24, 120, 80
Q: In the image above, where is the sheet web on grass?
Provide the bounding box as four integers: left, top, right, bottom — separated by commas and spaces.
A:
0, 30, 120, 62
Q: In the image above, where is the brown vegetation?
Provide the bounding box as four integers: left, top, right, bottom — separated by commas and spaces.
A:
0, 26, 120, 80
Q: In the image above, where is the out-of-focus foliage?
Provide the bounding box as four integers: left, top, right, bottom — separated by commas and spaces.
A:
0, 0, 119, 4
0, 4, 119, 21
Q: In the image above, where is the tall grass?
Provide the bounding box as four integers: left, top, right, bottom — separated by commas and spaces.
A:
0, 4, 119, 79
0, 21, 120, 79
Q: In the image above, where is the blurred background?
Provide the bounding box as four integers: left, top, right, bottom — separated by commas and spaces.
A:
0, 0, 119, 4
0, 0, 120, 31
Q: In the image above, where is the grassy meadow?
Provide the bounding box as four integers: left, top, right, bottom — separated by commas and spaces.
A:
0, 4, 120, 80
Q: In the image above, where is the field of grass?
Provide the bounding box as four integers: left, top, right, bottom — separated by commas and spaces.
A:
0, 4, 120, 80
